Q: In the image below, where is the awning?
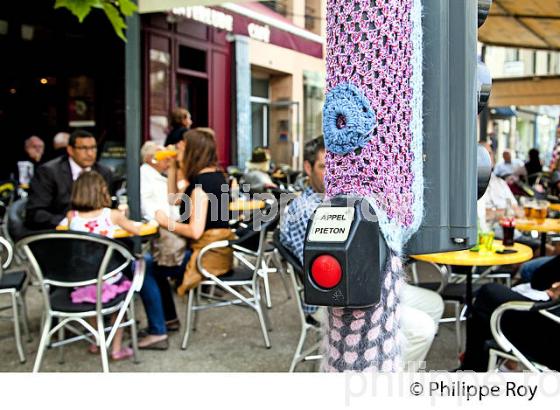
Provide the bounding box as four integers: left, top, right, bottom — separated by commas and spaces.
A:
479, 0, 560, 50
489, 76, 560, 106
138, 0, 251, 13
490, 106, 517, 118
156, 2, 323, 58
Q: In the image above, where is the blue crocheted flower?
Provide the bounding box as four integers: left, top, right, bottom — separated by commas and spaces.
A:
322, 83, 377, 155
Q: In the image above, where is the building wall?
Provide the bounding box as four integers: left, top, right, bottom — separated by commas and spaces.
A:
484, 45, 560, 79
482, 44, 560, 164
248, 38, 325, 169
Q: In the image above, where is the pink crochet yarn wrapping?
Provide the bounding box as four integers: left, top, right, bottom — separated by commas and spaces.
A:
322, 0, 423, 372
325, 0, 419, 231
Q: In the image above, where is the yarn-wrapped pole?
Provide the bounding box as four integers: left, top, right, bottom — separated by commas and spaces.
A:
321, 0, 423, 371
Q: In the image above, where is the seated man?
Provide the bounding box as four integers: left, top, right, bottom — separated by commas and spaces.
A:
493, 149, 526, 180
26, 129, 113, 229
478, 142, 543, 253
280, 136, 444, 370
461, 255, 560, 371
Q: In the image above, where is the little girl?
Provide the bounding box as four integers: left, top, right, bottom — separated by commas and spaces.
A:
67, 171, 141, 361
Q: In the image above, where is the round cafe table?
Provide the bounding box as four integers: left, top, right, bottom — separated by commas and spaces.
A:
412, 240, 532, 300
548, 203, 560, 212
515, 218, 560, 256
411, 240, 533, 339
228, 199, 265, 212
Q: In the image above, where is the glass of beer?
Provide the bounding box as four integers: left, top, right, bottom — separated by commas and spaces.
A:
520, 197, 533, 219
531, 200, 548, 224
154, 149, 177, 161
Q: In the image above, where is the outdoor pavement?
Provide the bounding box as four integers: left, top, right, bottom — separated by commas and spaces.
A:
0, 263, 460, 372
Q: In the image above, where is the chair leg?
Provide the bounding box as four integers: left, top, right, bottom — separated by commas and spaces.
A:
258, 277, 273, 331
57, 326, 65, 365
16, 292, 32, 342
487, 349, 499, 372
181, 288, 195, 350
10, 292, 25, 364
129, 301, 140, 364
254, 280, 271, 348
97, 314, 109, 373
272, 250, 291, 300
255, 304, 271, 349
33, 315, 52, 372
289, 326, 308, 372
454, 302, 462, 354
262, 269, 272, 309
192, 287, 199, 332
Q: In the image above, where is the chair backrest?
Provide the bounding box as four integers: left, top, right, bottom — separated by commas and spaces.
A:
8, 198, 31, 242
233, 211, 280, 253
272, 229, 303, 278
17, 230, 132, 287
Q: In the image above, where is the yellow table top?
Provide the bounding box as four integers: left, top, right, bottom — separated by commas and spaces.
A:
411, 240, 533, 266
548, 203, 560, 212
229, 199, 265, 212
56, 222, 159, 239
515, 218, 560, 233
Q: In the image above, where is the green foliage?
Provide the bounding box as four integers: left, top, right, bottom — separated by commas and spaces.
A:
54, 0, 138, 41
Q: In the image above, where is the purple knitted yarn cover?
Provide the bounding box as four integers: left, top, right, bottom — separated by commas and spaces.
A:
322, 0, 423, 372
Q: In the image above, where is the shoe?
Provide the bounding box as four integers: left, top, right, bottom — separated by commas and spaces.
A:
498, 359, 520, 372
111, 347, 134, 361
305, 314, 321, 328
88, 344, 99, 355
138, 335, 169, 350
166, 319, 180, 332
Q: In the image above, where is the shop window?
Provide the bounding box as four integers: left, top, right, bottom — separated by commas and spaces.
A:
251, 76, 270, 148
149, 48, 171, 143
179, 45, 206, 72
251, 76, 270, 99
303, 71, 325, 143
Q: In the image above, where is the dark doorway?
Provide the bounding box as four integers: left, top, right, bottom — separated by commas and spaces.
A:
176, 75, 208, 129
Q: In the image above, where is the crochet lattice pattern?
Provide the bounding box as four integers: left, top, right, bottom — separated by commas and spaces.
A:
323, 0, 423, 251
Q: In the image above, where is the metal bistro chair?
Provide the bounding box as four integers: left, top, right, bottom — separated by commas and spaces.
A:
488, 298, 560, 372
181, 216, 279, 351
18, 231, 145, 372
272, 230, 322, 372
235, 215, 291, 309
0, 236, 31, 363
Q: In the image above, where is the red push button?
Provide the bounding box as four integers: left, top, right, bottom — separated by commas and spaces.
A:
311, 255, 342, 289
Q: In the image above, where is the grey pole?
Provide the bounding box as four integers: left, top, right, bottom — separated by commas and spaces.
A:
125, 6, 141, 252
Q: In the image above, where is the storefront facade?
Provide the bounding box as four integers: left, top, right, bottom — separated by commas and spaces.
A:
144, 2, 325, 169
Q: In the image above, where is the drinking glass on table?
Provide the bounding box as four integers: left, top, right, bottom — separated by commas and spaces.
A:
479, 231, 495, 253
531, 200, 549, 224
520, 197, 533, 219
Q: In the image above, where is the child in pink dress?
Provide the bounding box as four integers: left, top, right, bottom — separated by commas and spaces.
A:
67, 171, 142, 361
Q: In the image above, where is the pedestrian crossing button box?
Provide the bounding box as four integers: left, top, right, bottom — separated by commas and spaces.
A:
303, 196, 388, 308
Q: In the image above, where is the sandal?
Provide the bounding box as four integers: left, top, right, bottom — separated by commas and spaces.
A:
138, 335, 169, 350
111, 347, 134, 361
88, 344, 99, 354
166, 319, 180, 332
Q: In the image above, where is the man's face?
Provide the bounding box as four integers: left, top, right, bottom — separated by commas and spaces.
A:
151, 151, 171, 173
25, 138, 44, 162
304, 149, 326, 193
67, 136, 97, 168
503, 151, 511, 163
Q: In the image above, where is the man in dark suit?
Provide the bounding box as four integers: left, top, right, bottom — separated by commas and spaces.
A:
25, 129, 113, 229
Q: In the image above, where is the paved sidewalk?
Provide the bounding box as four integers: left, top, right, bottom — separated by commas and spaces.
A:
0, 273, 458, 372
